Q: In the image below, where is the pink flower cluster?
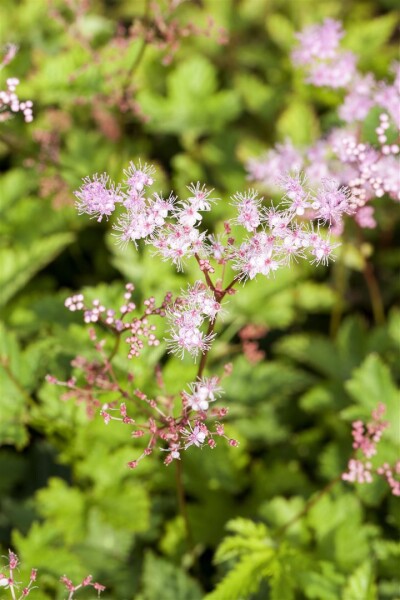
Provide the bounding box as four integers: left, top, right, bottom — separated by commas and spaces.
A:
248, 20, 400, 229
0, 45, 33, 123
74, 162, 353, 286
102, 373, 230, 468
52, 281, 237, 466
292, 19, 357, 88
64, 283, 171, 360
98, 369, 236, 468
0, 551, 37, 599
60, 574, 105, 599
342, 403, 399, 495
166, 281, 221, 359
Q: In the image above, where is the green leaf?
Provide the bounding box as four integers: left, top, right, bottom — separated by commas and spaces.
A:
0, 233, 75, 306
265, 14, 295, 50
0, 169, 36, 215
36, 478, 86, 545
343, 561, 377, 600
346, 14, 398, 59
137, 55, 241, 139
214, 519, 272, 563
94, 482, 150, 533
0, 322, 30, 448
277, 99, 319, 145
141, 552, 203, 600
275, 334, 344, 380
206, 551, 274, 600
388, 307, 400, 348
300, 562, 346, 600
344, 354, 400, 444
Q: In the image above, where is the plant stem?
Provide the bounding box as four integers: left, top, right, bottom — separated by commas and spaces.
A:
363, 259, 385, 325
330, 257, 348, 338
122, 0, 151, 95
0, 356, 35, 408
196, 319, 216, 379
175, 458, 194, 548
173, 267, 240, 551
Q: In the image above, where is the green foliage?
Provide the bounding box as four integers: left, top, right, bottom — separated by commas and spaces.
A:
0, 0, 399, 598
137, 55, 241, 141
140, 552, 203, 600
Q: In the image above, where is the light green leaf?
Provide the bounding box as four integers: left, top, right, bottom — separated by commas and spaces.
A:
0, 322, 30, 448
343, 561, 377, 600
344, 354, 400, 444
0, 233, 75, 306
206, 551, 274, 600
141, 552, 203, 600
277, 99, 319, 145
36, 478, 86, 545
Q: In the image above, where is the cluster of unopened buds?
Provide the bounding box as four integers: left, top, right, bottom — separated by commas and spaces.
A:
247, 19, 399, 230
60, 574, 105, 599
100, 371, 238, 468
0, 44, 33, 123
342, 403, 400, 495
0, 551, 36, 599
64, 283, 171, 358
0, 551, 104, 599
48, 281, 238, 465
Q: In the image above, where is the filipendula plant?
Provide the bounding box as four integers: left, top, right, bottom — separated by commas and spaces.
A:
47, 156, 355, 467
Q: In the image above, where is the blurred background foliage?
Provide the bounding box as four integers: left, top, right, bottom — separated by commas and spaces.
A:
0, 0, 399, 598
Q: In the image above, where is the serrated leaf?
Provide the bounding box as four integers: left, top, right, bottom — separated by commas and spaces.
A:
137, 55, 241, 139
36, 478, 86, 545
343, 561, 377, 600
0, 232, 75, 306
141, 552, 203, 600
300, 562, 346, 600
277, 99, 319, 145
0, 322, 30, 448
346, 14, 398, 58
344, 354, 400, 444
226, 518, 269, 539
206, 551, 274, 600
275, 334, 344, 379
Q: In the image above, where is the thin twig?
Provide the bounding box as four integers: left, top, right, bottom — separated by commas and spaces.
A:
0, 356, 35, 407
363, 259, 385, 325
274, 475, 342, 538
175, 458, 194, 548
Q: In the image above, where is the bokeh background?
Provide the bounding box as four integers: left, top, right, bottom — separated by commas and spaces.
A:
0, 0, 399, 598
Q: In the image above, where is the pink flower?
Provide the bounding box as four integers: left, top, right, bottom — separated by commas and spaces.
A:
292, 19, 345, 65
311, 179, 354, 224
339, 74, 376, 122
232, 190, 263, 232
184, 376, 223, 411
182, 423, 208, 448
355, 206, 376, 229
246, 140, 303, 188
307, 51, 357, 89
123, 160, 155, 192
74, 174, 123, 222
